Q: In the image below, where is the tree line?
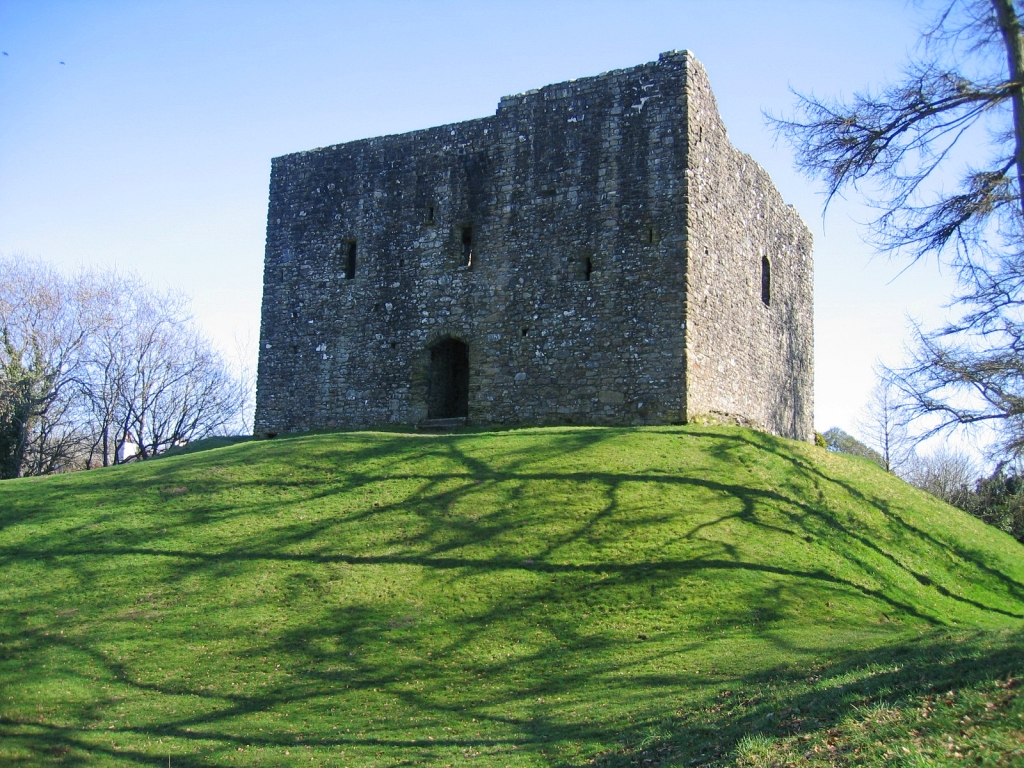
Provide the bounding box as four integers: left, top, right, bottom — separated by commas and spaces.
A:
0, 257, 251, 479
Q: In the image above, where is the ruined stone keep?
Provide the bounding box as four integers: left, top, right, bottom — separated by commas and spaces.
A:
254, 51, 814, 441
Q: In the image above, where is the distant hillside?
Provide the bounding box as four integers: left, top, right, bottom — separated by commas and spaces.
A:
1, 426, 1022, 766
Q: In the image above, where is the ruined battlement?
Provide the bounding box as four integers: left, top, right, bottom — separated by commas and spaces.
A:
254, 51, 814, 440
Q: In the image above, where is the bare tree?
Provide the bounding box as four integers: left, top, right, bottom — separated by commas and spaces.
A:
117, 308, 241, 460
79, 299, 132, 468
78, 277, 189, 466
858, 372, 915, 472
772, 0, 1024, 460
0, 259, 93, 478
773, 0, 1024, 265
225, 331, 257, 438
0, 257, 249, 478
903, 445, 980, 507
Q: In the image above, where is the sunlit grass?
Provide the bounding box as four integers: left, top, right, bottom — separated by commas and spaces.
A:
1, 425, 1022, 766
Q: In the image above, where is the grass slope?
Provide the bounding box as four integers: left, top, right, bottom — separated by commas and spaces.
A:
1, 425, 1023, 767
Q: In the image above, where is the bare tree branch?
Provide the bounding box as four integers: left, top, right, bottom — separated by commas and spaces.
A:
773, 0, 1024, 461
0, 257, 251, 478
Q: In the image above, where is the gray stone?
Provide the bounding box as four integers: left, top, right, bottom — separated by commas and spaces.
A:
254, 51, 814, 441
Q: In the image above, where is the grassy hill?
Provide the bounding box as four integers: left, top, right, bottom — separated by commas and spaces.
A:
1, 425, 1023, 767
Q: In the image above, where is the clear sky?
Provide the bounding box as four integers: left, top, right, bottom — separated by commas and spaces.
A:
0, 0, 967, 438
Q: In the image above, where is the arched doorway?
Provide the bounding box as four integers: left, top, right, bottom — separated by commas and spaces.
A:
427, 338, 469, 418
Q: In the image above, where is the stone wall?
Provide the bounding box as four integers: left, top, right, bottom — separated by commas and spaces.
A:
682, 59, 814, 440
254, 51, 814, 440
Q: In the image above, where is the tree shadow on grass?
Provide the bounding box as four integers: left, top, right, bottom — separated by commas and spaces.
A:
588, 627, 1024, 767
681, 428, 1024, 598
2, 426, 1024, 765
3, 614, 1020, 766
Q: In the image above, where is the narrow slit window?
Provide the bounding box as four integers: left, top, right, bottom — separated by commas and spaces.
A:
761, 256, 771, 306
344, 241, 357, 280
575, 255, 593, 282
460, 225, 474, 267
425, 205, 435, 224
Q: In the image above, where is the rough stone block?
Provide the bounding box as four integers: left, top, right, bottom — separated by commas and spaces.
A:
254, 51, 813, 440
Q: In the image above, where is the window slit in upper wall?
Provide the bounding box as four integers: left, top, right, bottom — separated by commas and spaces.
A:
761, 256, 771, 306
575, 255, 593, 282
461, 225, 473, 267
344, 241, 357, 280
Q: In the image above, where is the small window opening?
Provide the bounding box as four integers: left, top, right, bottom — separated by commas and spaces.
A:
425, 205, 435, 224
343, 241, 357, 280
521, 327, 529, 337
460, 225, 474, 267
647, 227, 656, 245
390, 342, 397, 349
761, 256, 771, 306
574, 255, 593, 282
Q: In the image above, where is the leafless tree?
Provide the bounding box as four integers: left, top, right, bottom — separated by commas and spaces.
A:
772, 0, 1024, 460
0, 257, 249, 478
858, 372, 915, 472
0, 258, 94, 478
225, 331, 257, 438
116, 304, 242, 460
773, 0, 1024, 265
903, 445, 980, 507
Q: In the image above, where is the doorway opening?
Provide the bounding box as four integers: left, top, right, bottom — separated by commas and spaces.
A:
427, 338, 469, 418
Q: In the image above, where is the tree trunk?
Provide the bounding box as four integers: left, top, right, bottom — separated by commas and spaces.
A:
993, 0, 1024, 216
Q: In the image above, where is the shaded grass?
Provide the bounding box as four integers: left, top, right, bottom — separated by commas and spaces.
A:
600, 628, 1024, 766
0, 425, 1022, 766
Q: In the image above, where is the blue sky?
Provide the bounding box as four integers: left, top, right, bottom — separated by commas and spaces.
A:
0, 0, 966, 437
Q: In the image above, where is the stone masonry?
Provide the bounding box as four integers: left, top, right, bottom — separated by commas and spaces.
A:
254, 51, 814, 440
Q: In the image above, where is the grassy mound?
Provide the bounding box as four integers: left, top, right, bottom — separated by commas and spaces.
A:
1, 425, 1022, 766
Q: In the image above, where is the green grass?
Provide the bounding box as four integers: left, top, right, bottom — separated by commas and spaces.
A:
1, 425, 1023, 766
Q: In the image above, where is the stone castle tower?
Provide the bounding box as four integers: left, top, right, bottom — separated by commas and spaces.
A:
254, 51, 814, 440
